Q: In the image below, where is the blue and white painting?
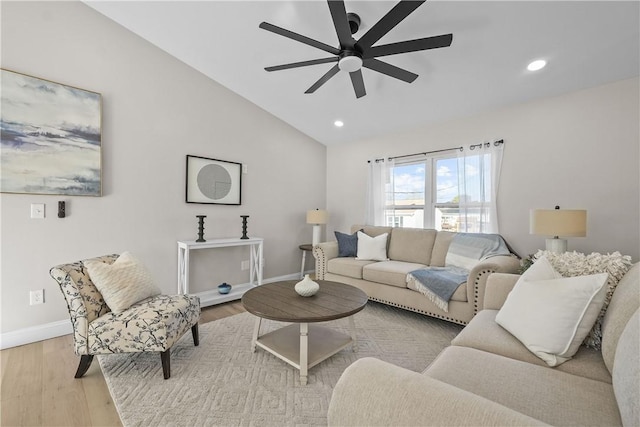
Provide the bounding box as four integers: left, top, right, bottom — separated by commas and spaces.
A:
1, 69, 102, 196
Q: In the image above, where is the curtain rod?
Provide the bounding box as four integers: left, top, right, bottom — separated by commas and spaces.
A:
367, 139, 504, 163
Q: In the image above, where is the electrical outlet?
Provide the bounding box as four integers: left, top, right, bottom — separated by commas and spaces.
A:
30, 289, 44, 305
241, 260, 250, 271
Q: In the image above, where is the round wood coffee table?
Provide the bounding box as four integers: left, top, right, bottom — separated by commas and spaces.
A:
242, 280, 367, 385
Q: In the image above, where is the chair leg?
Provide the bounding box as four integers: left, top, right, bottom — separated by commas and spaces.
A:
74, 354, 94, 378
191, 323, 199, 346
161, 349, 171, 379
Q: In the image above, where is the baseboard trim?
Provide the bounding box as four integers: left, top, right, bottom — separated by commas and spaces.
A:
0, 319, 72, 350
0, 271, 315, 350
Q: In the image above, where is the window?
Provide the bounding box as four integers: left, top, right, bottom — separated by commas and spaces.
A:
367, 142, 503, 233
386, 155, 460, 230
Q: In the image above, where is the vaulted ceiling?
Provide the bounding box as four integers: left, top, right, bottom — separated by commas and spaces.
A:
86, 1, 640, 145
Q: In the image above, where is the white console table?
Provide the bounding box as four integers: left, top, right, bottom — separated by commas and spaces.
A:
177, 237, 263, 306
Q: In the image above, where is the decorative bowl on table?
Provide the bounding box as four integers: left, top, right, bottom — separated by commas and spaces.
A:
218, 283, 232, 294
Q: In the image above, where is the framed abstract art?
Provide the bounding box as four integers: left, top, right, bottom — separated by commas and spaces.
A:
185, 155, 242, 205
0, 69, 102, 196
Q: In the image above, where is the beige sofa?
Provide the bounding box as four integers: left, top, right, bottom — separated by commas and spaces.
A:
328, 262, 640, 426
313, 225, 520, 325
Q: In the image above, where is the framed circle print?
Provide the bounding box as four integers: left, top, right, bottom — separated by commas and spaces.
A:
186, 155, 242, 205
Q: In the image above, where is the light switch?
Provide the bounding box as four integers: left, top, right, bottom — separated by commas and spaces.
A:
242, 164, 248, 174
31, 203, 45, 219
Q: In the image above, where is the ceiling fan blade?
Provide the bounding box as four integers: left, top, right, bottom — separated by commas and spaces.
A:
265, 57, 338, 72
305, 64, 340, 93
259, 22, 340, 55
327, 1, 354, 49
363, 58, 418, 83
349, 70, 366, 98
365, 33, 453, 58
356, 1, 425, 50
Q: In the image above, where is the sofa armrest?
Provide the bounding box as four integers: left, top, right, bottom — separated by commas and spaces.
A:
469, 255, 521, 313
328, 357, 547, 427
483, 273, 521, 310
313, 241, 339, 280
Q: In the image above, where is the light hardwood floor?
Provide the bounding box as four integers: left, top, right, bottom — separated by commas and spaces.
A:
1, 301, 246, 427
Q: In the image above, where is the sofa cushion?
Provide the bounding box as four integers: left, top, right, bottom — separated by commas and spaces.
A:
495, 257, 609, 367
387, 227, 437, 265
362, 261, 427, 288
612, 308, 640, 427
356, 231, 389, 261
602, 262, 639, 373
445, 233, 511, 270
425, 346, 622, 426
335, 230, 359, 257
327, 257, 377, 279
452, 310, 612, 383
430, 231, 455, 267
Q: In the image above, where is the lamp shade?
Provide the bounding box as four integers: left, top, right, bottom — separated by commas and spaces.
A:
530, 209, 587, 237
306, 209, 328, 225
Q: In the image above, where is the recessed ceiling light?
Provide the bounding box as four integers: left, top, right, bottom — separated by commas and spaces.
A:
527, 59, 547, 71
334, 120, 344, 127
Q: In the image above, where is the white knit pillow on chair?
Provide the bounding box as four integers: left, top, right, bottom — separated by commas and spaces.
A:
86, 251, 160, 313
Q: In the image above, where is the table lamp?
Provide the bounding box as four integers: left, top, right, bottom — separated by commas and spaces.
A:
530, 206, 587, 253
307, 209, 329, 246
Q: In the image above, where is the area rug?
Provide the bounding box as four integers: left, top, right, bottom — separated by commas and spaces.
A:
99, 302, 462, 426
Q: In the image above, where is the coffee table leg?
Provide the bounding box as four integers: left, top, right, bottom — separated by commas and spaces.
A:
348, 316, 358, 352
300, 322, 308, 385
251, 317, 262, 352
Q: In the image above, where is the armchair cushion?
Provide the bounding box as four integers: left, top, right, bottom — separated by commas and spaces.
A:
86, 251, 161, 313
87, 294, 200, 354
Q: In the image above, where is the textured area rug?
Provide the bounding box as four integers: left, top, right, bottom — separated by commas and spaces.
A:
99, 302, 462, 426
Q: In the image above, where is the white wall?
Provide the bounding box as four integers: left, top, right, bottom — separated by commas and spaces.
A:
326, 77, 640, 262
0, 2, 326, 334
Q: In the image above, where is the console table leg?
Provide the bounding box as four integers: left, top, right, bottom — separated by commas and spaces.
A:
300, 323, 309, 385
348, 316, 358, 352
251, 317, 262, 352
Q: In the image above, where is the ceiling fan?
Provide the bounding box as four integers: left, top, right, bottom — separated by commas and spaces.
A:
259, 0, 453, 99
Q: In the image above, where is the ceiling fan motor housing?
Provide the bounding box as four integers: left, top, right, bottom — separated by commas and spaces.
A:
347, 12, 360, 34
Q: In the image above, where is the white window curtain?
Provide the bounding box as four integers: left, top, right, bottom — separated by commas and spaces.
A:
365, 158, 394, 225
456, 141, 504, 233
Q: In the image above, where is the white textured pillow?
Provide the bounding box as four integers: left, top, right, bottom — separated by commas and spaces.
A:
86, 251, 160, 314
496, 257, 609, 367
356, 231, 389, 261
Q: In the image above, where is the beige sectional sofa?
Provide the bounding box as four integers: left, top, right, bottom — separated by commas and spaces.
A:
313, 225, 520, 325
328, 262, 640, 426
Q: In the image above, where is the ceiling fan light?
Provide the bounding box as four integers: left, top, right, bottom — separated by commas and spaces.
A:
338, 56, 363, 73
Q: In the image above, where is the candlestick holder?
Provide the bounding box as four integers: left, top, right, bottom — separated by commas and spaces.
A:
240, 215, 249, 239
196, 215, 206, 242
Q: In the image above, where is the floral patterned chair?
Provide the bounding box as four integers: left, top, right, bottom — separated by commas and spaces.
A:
50, 254, 201, 379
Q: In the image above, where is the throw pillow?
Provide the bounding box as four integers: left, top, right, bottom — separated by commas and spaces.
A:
496, 257, 609, 367
356, 231, 389, 261
531, 250, 633, 349
335, 230, 359, 257
86, 251, 161, 314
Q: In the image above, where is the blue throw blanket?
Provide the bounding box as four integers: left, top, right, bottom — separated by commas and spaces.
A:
408, 266, 469, 312
408, 233, 512, 311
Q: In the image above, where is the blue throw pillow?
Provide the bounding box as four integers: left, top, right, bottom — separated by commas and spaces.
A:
335, 231, 359, 257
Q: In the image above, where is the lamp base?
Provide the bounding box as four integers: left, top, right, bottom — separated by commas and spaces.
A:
545, 238, 568, 254
312, 225, 321, 246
